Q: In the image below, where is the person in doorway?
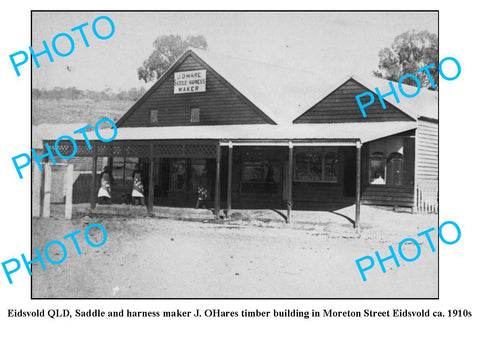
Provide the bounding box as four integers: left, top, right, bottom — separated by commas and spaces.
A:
131, 164, 145, 205
195, 168, 209, 209
97, 166, 112, 204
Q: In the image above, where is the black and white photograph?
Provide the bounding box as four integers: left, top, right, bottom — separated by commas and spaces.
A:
4, 1, 480, 338
30, 11, 440, 298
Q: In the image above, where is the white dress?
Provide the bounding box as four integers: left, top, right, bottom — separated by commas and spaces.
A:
97, 173, 112, 198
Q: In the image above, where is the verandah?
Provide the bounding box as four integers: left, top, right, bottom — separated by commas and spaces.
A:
54, 138, 363, 228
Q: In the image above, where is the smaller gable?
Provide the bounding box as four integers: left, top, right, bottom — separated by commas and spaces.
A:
294, 78, 416, 124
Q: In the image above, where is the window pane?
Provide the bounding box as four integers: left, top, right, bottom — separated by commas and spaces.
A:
267, 162, 281, 183
309, 153, 323, 181
150, 109, 158, 124
241, 160, 280, 194
295, 153, 309, 181
240, 149, 281, 194
369, 153, 386, 185
191, 107, 200, 123
324, 152, 338, 182
294, 152, 323, 182
242, 161, 265, 182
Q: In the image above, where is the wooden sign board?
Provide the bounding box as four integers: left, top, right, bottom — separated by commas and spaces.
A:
174, 70, 206, 94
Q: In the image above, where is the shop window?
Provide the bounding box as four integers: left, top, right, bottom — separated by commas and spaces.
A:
241, 160, 280, 194
190, 107, 200, 123
242, 161, 278, 182
369, 151, 406, 185
369, 152, 386, 185
150, 109, 158, 125
112, 157, 139, 184
386, 152, 404, 185
324, 152, 338, 182
294, 148, 338, 183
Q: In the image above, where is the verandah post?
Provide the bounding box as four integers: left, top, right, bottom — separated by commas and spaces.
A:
43, 163, 52, 218
148, 144, 154, 213
355, 141, 362, 228
226, 141, 233, 218
64, 164, 74, 219
287, 141, 293, 223
32, 164, 42, 217
90, 145, 97, 211
214, 142, 221, 218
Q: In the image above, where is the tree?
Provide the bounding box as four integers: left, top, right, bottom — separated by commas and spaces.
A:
137, 34, 208, 83
32, 88, 41, 100
373, 30, 438, 90
127, 87, 146, 101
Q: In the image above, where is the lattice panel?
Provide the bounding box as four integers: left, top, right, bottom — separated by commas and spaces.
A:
55, 143, 75, 157
126, 145, 150, 157
112, 145, 125, 156
185, 144, 216, 158
59, 143, 218, 158
96, 145, 112, 156
76, 143, 93, 156
153, 145, 184, 157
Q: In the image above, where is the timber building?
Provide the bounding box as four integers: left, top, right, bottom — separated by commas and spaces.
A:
49, 48, 439, 226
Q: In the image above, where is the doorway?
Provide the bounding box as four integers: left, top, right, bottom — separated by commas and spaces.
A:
152, 157, 215, 207
233, 146, 285, 209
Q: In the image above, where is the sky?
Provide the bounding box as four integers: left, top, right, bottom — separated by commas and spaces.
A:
31, 11, 438, 92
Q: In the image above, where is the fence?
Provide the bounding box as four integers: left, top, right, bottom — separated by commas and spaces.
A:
32, 163, 74, 219
416, 181, 438, 213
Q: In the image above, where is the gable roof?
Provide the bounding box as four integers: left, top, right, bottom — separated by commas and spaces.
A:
116, 48, 437, 128
188, 49, 437, 123
293, 74, 438, 123
190, 48, 332, 125
117, 48, 342, 126
116, 48, 276, 126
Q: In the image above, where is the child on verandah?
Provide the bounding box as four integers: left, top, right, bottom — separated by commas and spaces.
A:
195, 169, 209, 209
97, 166, 113, 204
131, 164, 145, 206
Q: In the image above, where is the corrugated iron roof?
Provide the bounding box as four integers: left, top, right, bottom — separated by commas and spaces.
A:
33, 123, 90, 149
35, 49, 437, 147
360, 75, 438, 121
191, 48, 329, 125
190, 48, 438, 123
83, 121, 417, 144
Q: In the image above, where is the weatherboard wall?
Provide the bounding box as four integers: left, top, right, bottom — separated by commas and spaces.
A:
118, 54, 272, 127
293, 78, 415, 123
416, 118, 438, 183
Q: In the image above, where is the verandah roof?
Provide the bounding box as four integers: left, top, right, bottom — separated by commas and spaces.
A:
85, 121, 416, 144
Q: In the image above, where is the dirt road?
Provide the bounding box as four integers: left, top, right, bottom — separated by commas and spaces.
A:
32, 206, 438, 298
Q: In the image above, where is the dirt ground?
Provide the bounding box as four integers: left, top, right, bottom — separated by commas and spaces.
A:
31, 204, 438, 298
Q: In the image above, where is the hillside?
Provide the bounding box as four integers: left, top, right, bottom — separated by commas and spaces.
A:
32, 98, 136, 126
